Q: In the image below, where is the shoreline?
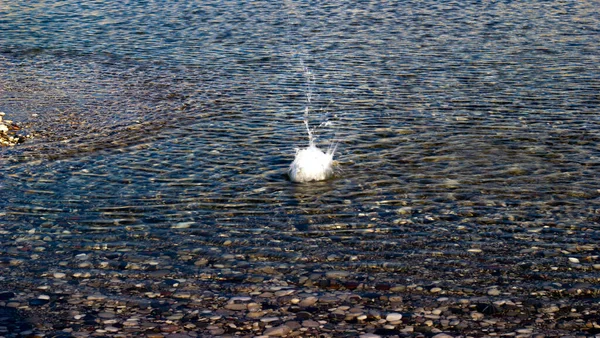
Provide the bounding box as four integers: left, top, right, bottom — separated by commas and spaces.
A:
2, 262, 599, 337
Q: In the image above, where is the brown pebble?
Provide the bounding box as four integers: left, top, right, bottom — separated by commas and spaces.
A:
263, 324, 291, 337
225, 303, 248, 311
299, 296, 318, 307
161, 324, 179, 332
302, 320, 320, 328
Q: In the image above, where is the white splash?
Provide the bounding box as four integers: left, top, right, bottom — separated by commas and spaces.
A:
288, 140, 336, 183
288, 104, 337, 183
287, 57, 337, 183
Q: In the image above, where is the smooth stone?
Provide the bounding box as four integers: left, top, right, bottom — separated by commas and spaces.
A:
87, 294, 106, 301
302, 320, 320, 328
397, 207, 413, 215
299, 296, 318, 307
225, 303, 247, 311
209, 328, 225, 335
284, 321, 301, 330
98, 312, 115, 319
194, 258, 209, 266
167, 334, 193, 338
386, 313, 403, 322
325, 271, 350, 279
471, 312, 484, 320
275, 290, 295, 297
516, 329, 533, 334
260, 317, 280, 323
263, 325, 291, 337
487, 288, 501, 296
539, 305, 559, 313
400, 326, 414, 333
247, 311, 266, 319
389, 296, 403, 302
296, 311, 312, 320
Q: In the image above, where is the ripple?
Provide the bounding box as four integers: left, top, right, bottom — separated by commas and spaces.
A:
1, 1, 600, 323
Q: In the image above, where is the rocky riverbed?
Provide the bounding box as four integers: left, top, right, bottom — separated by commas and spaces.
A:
2, 237, 600, 338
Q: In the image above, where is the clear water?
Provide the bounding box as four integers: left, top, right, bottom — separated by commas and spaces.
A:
2, 0, 600, 298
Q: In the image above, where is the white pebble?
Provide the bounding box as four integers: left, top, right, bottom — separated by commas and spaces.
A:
386, 313, 403, 322
53, 272, 67, 279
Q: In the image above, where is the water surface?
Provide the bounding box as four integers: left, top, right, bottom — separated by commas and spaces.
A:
1, 0, 600, 316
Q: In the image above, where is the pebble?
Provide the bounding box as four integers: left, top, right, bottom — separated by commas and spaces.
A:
302, 320, 320, 328
386, 313, 403, 322
53, 272, 67, 279
260, 317, 280, 323
275, 289, 295, 297
471, 312, 484, 320
105, 326, 120, 333
98, 312, 115, 319
487, 288, 501, 296
539, 305, 560, 313
325, 270, 350, 279
225, 303, 247, 311
299, 296, 318, 307
516, 328, 533, 334
87, 294, 106, 301
263, 325, 291, 337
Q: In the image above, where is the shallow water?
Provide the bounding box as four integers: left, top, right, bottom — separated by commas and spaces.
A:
2, 0, 600, 309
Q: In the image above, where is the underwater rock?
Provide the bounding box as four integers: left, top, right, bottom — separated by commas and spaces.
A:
0, 112, 27, 146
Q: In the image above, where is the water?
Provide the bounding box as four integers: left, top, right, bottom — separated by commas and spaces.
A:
2, 0, 600, 320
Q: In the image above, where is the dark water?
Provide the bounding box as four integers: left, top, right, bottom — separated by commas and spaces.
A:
2, 0, 600, 300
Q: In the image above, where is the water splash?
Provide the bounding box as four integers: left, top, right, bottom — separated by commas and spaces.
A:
288, 63, 338, 183
283, 1, 339, 183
